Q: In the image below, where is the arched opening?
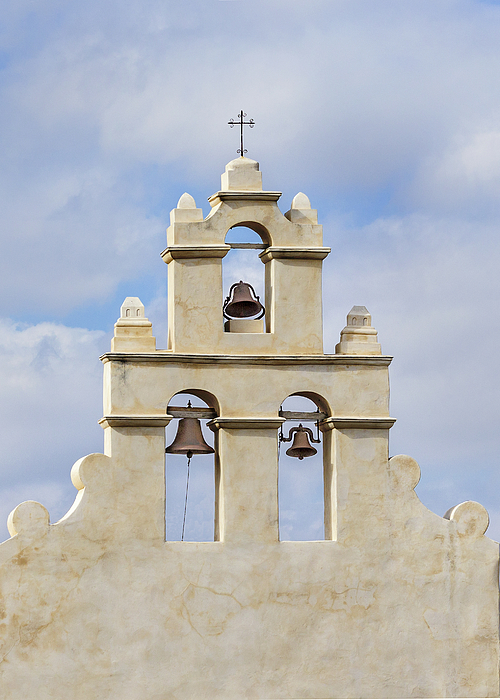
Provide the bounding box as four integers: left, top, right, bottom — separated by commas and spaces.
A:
278, 393, 328, 541
223, 226, 267, 332
165, 391, 218, 542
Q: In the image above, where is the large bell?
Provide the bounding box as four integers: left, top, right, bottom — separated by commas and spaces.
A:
223, 280, 265, 319
285, 424, 318, 460
166, 417, 215, 459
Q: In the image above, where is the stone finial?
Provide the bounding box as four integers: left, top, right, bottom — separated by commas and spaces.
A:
112, 297, 156, 352
177, 192, 196, 209
335, 306, 382, 355
284, 192, 318, 224
120, 297, 145, 319
170, 192, 204, 224
291, 192, 311, 209
347, 306, 372, 327
221, 157, 263, 192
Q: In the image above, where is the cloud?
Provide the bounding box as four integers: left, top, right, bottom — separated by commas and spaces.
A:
0, 163, 164, 316
409, 129, 500, 215
323, 210, 500, 535
0, 319, 107, 541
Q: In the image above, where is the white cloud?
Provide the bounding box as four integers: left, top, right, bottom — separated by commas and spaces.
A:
0, 319, 107, 540
410, 129, 500, 214
323, 211, 500, 538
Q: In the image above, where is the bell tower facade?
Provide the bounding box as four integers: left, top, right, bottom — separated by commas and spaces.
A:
162, 156, 328, 355
0, 157, 498, 699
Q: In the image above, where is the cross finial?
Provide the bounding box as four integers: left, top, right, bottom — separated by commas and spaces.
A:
228, 110, 255, 157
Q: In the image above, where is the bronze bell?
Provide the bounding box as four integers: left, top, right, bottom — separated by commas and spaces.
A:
283, 424, 319, 460
166, 417, 215, 460
223, 281, 265, 320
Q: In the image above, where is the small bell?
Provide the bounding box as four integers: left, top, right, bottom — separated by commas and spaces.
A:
282, 424, 320, 460
223, 281, 265, 320
166, 417, 215, 459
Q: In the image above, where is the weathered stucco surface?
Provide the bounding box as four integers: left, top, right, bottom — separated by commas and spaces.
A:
0, 157, 498, 699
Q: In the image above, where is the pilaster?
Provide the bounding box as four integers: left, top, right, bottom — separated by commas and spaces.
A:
209, 418, 283, 544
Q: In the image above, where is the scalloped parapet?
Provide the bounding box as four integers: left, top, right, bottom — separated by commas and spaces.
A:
0, 441, 497, 697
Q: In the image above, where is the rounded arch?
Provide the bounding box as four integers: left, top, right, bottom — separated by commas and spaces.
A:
166, 389, 220, 415
223, 226, 267, 332
286, 391, 331, 417
226, 221, 271, 246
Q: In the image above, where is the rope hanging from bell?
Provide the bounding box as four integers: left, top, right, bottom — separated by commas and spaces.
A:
165, 401, 215, 540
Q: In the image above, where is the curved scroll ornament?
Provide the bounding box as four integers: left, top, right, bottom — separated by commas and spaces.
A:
7, 500, 50, 538
444, 501, 490, 537
389, 454, 421, 492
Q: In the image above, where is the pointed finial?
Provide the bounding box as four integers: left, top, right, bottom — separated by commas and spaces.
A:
285, 192, 318, 223
291, 192, 311, 209
177, 193, 197, 209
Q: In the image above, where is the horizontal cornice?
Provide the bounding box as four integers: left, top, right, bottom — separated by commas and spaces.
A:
160, 244, 330, 263
100, 353, 393, 367
259, 246, 330, 262
160, 245, 230, 263
98, 415, 395, 430
99, 416, 173, 428
208, 191, 282, 204
321, 417, 396, 430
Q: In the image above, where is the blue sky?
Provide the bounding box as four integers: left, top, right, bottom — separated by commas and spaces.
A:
1, 0, 500, 542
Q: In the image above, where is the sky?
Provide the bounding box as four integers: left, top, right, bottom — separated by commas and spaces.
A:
1, 0, 500, 542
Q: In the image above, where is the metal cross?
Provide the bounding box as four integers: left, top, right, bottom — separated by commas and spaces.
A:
228, 110, 255, 156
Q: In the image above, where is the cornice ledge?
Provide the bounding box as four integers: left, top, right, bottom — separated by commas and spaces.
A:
259, 247, 330, 262
208, 191, 282, 204
99, 415, 173, 428
161, 245, 230, 263
208, 417, 285, 431
100, 353, 393, 366
321, 417, 397, 431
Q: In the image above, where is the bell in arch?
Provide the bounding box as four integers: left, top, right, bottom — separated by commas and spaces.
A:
223, 281, 265, 320
282, 424, 320, 460
166, 408, 215, 460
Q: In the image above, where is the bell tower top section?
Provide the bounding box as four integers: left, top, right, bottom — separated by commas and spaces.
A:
161, 157, 330, 355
